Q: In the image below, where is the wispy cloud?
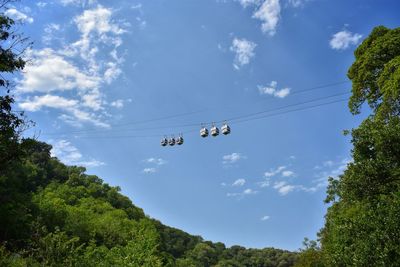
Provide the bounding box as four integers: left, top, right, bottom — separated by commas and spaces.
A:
264, 165, 287, 177
282, 170, 295, 177
145, 158, 167, 166
232, 178, 246, 187
287, 0, 308, 8
50, 139, 105, 167
5, 8, 34, 23
273, 181, 296, 195
234, 0, 308, 35
252, 0, 281, 35
236, 0, 262, 8
142, 157, 167, 174
261, 215, 270, 221
311, 158, 351, 190
223, 153, 246, 164
60, 0, 98, 7
230, 38, 257, 70
143, 167, 156, 174
17, 5, 126, 128
329, 30, 362, 50
262, 157, 351, 195
258, 81, 290, 98
227, 188, 258, 198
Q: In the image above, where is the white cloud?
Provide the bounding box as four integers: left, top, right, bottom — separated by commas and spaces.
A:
110, 99, 124, 108
261, 215, 270, 221
5, 8, 34, 23
235, 0, 307, 35
244, 188, 257, 194
145, 158, 167, 166
252, 0, 281, 36
43, 23, 61, 45
230, 38, 257, 70
311, 158, 351, 191
232, 178, 246, 187
19, 94, 78, 111
273, 181, 296, 195
104, 62, 122, 84
74, 6, 125, 38
282, 170, 295, 177
142, 158, 167, 174
287, 0, 307, 7
227, 188, 258, 197
143, 168, 156, 174
37, 2, 48, 8
258, 81, 290, 98
259, 165, 295, 189
50, 139, 105, 167
258, 180, 270, 188
323, 160, 334, 167
131, 4, 142, 9
17, 6, 126, 128
264, 165, 286, 177
236, 0, 262, 8
18, 49, 100, 93
329, 30, 362, 50
223, 152, 246, 164
71, 5, 126, 73
60, 0, 97, 6
19, 94, 109, 128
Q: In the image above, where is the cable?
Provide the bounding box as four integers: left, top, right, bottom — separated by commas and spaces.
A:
44, 91, 350, 137
221, 91, 350, 123
41, 80, 350, 136
73, 98, 348, 139
231, 98, 348, 125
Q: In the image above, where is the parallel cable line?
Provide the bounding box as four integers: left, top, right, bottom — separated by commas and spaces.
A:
74, 98, 348, 139
45, 91, 350, 137
41, 81, 350, 136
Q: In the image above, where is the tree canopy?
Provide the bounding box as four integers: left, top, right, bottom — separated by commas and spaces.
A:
298, 26, 400, 266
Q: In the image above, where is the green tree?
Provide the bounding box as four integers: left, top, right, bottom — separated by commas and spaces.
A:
0, 0, 33, 244
321, 26, 400, 266
294, 238, 323, 267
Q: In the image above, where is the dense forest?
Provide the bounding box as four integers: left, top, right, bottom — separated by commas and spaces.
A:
0, 139, 297, 266
1, 0, 400, 266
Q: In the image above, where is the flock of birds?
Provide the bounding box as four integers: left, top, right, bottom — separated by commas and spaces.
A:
160, 123, 231, 146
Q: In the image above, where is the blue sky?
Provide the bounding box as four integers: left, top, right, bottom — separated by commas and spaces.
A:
9, 0, 400, 251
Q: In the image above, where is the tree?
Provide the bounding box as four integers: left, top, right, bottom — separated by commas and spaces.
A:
0, 1, 34, 245
0, 0, 30, 173
321, 26, 400, 266
294, 238, 323, 267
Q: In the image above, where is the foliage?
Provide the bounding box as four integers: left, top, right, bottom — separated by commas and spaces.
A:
348, 26, 400, 117
0, 137, 299, 266
294, 238, 323, 267
318, 26, 400, 266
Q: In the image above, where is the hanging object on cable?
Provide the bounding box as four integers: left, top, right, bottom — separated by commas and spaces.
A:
210, 123, 219, 137
176, 134, 184, 145
200, 124, 209, 138
169, 136, 176, 146
160, 136, 168, 146
221, 122, 231, 135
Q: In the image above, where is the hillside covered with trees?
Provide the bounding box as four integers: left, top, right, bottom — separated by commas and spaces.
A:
0, 138, 297, 266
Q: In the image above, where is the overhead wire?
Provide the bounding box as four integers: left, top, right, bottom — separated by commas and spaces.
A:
75, 98, 348, 139
72, 92, 350, 139
41, 80, 350, 137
